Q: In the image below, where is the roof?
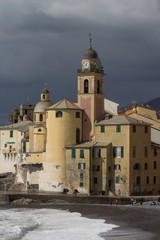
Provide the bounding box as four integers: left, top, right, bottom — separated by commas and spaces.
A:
48, 99, 83, 110
65, 141, 111, 149
34, 101, 52, 113
0, 120, 32, 132
127, 113, 160, 131
83, 46, 98, 59
95, 115, 151, 126
42, 88, 49, 94
119, 103, 158, 114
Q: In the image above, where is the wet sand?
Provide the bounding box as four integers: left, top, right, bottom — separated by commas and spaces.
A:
1, 201, 160, 240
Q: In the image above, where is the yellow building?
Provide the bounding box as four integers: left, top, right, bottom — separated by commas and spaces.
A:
2, 40, 160, 197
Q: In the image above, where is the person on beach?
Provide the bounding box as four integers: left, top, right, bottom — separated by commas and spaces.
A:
140, 198, 143, 205
131, 197, 134, 205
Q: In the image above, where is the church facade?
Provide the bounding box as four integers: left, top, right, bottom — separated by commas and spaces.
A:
1, 42, 160, 196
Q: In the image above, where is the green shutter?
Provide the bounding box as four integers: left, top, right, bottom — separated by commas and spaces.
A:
80, 150, 84, 158
121, 147, 124, 158
80, 173, 83, 178
23, 142, 26, 153
72, 149, 76, 158
113, 147, 116, 158
116, 125, 121, 132
10, 130, 13, 138
78, 163, 81, 169
80, 182, 83, 187
83, 163, 86, 169
101, 126, 105, 133
116, 176, 119, 183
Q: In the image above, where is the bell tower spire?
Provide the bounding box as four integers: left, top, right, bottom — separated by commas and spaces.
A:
77, 38, 106, 141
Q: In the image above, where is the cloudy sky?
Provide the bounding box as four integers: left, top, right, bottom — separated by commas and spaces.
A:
0, 0, 160, 124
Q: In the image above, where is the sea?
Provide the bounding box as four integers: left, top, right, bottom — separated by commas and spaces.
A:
0, 207, 118, 240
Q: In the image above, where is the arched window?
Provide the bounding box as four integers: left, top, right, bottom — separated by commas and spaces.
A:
43, 94, 45, 99
39, 114, 43, 121
56, 111, 63, 118
97, 80, 100, 93
76, 128, 80, 144
84, 79, 89, 93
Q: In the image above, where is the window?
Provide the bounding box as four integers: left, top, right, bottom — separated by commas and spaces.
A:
132, 146, 136, 158
4, 144, 7, 148
92, 165, 100, 171
94, 149, 101, 158
116, 176, 119, 184
78, 163, 85, 169
80, 173, 83, 178
80, 150, 84, 158
10, 130, 13, 138
25, 109, 27, 114
72, 149, 76, 158
133, 163, 140, 170
94, 177, 98, 184
23, 142, 26, 153
76, 128, 80, 144
101, 126, 105, 133
146, 176, 149, 184
38, 128, 42, 132
43, 94, 45, 99
97, 80, 100, 93
108, 166, 111, 171
137, 176, 140, 184
108, 180, 111, 188
154, 161, 157, 169
56, 111, 62, 118
145, 126, 148, 133
114, 164, 121, 170
145, 163, 148, 170
133, 125, 136, 132
84, 79, 89, 93
154, 149, 157, 156
39, 114, 43, 121
113, 146, 124, 158
116, 125, 121, 132
76, 112, 80, 118
153, 176, 156, 184
80, 182, 83, 187
145, 147, 148, 158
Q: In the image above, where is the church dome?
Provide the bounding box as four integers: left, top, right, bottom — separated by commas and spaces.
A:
34, 101, 52, 113
83, 46, 98, 59
42, 88, 49, 94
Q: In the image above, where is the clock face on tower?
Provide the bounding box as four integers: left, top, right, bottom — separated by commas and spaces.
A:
82, 61, 90, 69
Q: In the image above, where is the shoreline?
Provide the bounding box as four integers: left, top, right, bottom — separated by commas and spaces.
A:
1, 201, 160, 239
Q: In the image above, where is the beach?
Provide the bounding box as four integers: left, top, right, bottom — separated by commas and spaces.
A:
1, 200, 160, 240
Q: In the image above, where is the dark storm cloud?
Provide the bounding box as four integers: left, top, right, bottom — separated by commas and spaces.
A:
0, 0, 160, 124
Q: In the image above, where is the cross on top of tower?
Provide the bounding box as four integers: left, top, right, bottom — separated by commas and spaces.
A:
89, 32, 92, 48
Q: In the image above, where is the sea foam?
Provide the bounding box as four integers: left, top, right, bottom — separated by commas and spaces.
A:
0, 208, 118, 240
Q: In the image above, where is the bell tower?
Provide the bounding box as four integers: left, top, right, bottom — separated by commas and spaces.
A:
77, 35, 106, 141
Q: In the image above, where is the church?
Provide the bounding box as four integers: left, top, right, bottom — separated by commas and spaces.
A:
0, 40, 160, 197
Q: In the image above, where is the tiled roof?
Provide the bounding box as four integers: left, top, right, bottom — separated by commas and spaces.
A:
127, 113, 160, 130
65, 141, 111, 149
0, 120, 32, 132
47, 99, 83, 110
95, 115, 151, 126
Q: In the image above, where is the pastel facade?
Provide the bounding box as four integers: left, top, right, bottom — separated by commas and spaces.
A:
0, 121, 31, 173
1, 42, 160, 196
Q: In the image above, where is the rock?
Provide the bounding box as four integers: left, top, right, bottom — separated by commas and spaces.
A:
11, 198, 33, 205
